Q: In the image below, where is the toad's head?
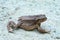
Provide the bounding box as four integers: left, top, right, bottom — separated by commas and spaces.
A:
35, 14, 47, 23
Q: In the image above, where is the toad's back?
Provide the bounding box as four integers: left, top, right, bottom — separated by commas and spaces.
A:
18, 14, 47, 21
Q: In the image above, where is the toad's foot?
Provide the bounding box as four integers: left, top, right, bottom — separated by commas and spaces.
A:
38, 27, 50, 33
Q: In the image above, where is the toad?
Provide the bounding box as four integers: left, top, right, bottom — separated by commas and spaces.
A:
7, 14, 49, 33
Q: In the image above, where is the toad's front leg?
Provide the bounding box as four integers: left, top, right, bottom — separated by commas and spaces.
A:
37, 23, 49, 33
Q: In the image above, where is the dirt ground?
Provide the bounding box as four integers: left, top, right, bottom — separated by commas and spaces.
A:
0, 0, 60, 40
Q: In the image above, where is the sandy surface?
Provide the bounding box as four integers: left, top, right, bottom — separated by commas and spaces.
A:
0, 0, 60, 40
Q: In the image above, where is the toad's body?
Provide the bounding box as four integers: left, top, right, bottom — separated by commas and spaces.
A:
7, 14, 48, 33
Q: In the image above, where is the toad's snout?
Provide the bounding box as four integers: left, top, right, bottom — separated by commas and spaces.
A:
40, 16, 47, 22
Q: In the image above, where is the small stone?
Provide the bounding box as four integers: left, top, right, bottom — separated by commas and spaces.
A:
56, 37, 60, 39
9, 17, 12, 19
53, 0, 55, 1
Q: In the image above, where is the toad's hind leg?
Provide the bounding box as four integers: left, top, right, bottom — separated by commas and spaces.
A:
7, 21, 16, 33
7, 25, 13, 33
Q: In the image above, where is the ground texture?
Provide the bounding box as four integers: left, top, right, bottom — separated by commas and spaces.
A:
0, 0, 60, 40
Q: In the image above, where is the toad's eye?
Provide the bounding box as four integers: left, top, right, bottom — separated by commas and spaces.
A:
39, 17, 47, 22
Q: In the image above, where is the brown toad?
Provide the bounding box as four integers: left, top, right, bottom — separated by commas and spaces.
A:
7, 14, 49, 33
